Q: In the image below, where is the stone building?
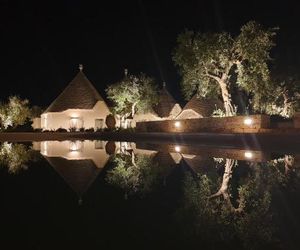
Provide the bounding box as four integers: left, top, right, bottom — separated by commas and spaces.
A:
176, 94, 223, 119
130, 83, 182, 127
41, 65, 111, 131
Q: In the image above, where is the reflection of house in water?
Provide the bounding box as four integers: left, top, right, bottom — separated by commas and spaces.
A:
181, 154, 215, 173
33, 140, 114, 198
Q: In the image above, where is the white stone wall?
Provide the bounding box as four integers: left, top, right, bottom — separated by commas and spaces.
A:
41, 101, 111, 131
38, 140, 110, 168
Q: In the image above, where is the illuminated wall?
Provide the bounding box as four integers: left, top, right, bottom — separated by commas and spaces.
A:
136, 115, 270, 133
37, 140, 110, 168
41, 101, 111, 131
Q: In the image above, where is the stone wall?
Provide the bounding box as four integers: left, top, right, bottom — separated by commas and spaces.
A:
136, 115, 270, 133
294, 112, 300, 128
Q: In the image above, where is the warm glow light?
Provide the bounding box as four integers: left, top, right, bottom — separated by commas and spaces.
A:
69, 141, 83, 151
244, 118, 253, 126
70, 117, 82, 129
244, 151, 253, 159
174, 121, 181, 128
175, 145, 181, 152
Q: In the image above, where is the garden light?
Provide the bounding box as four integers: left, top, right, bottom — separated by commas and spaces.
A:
244, 118, 253, 126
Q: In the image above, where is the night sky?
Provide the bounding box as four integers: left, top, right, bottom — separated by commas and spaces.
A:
0, 0, 299, 108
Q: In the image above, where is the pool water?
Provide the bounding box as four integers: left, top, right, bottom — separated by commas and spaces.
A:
0, 140, 300, 250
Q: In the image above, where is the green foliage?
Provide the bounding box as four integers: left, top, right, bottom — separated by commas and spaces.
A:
0, 142, 33, 174
106, 155, 140, 195
106, 154, 162, 197
106, 73, 158, 118
0, 96, 31, 130
261, 71, 300, 117
173, 21, 276, 114
176, 159, 279, 249
212, 107, 226, 117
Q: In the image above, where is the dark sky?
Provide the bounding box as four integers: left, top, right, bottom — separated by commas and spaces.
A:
0, 0, 299, 107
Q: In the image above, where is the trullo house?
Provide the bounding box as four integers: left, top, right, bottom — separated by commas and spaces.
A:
41, 65, 111, 131
176, 94, 223, 120
129, 83, 182, 127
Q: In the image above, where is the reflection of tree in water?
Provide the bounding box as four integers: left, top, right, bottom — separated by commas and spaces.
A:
0, 142, 35, 174
106, 153, 167, 198
177, 156, 300, 249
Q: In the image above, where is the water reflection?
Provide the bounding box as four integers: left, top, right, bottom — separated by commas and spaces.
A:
0, 140, 300, 248
33, 140, 114, 199
0, 142, 37, 173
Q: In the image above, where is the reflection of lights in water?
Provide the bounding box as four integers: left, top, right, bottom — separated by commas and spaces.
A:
244, 151, 253, 159
175, 146, 181, 152
174, 121, 181, 128
70, 117, 81, 128
42, 141, 48, 155
244, 118, 253, 126
69, 141, 83, 151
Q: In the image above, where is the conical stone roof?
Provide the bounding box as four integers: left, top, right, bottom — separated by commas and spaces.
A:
183, 94, 223, 117
45, 157, 103, 196
45, 70, 104, 113
153, 85, 178, 118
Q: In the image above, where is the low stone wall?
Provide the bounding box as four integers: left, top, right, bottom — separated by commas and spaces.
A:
294, 112, 300, 128
136, 115, 270, 133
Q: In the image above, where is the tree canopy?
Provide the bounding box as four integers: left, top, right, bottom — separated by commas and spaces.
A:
106, 72, 158, 123
0, 96, 31, 130
260, 67, 300, 117
173, 21, 277, 116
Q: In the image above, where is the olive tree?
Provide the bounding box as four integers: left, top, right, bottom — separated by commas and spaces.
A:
173, 21, 276, 116
0, 142, 33, 174
263, 71, 300, 117
0, 96, 31, 130
106, 72, 158, 128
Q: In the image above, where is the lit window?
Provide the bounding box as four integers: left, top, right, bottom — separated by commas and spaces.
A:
70, 117, 83, 129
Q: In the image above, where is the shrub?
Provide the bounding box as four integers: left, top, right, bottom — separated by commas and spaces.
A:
119, 127, 135, 133
3, 118, 34, 132
56, 128, 68, 133
43, 129, 55, 133
85, 127, 95, 132
69, 127, 77, 132
95, 128, 103, 132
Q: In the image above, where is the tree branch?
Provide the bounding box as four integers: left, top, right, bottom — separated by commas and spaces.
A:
203, 67, 221, 82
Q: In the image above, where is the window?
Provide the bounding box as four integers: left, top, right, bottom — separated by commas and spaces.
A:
95, 119, 104, 130
69, 141, 83, 152
70, 117, 83, 130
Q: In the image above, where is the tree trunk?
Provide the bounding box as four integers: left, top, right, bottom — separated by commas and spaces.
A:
284, 155, 294, 175
132, 102, 138, 117
121, 115, 128, 129
210, 159, 244, 213
219, 79, 235, 116
282, 92, 291, 117
131, 151, 137, 167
